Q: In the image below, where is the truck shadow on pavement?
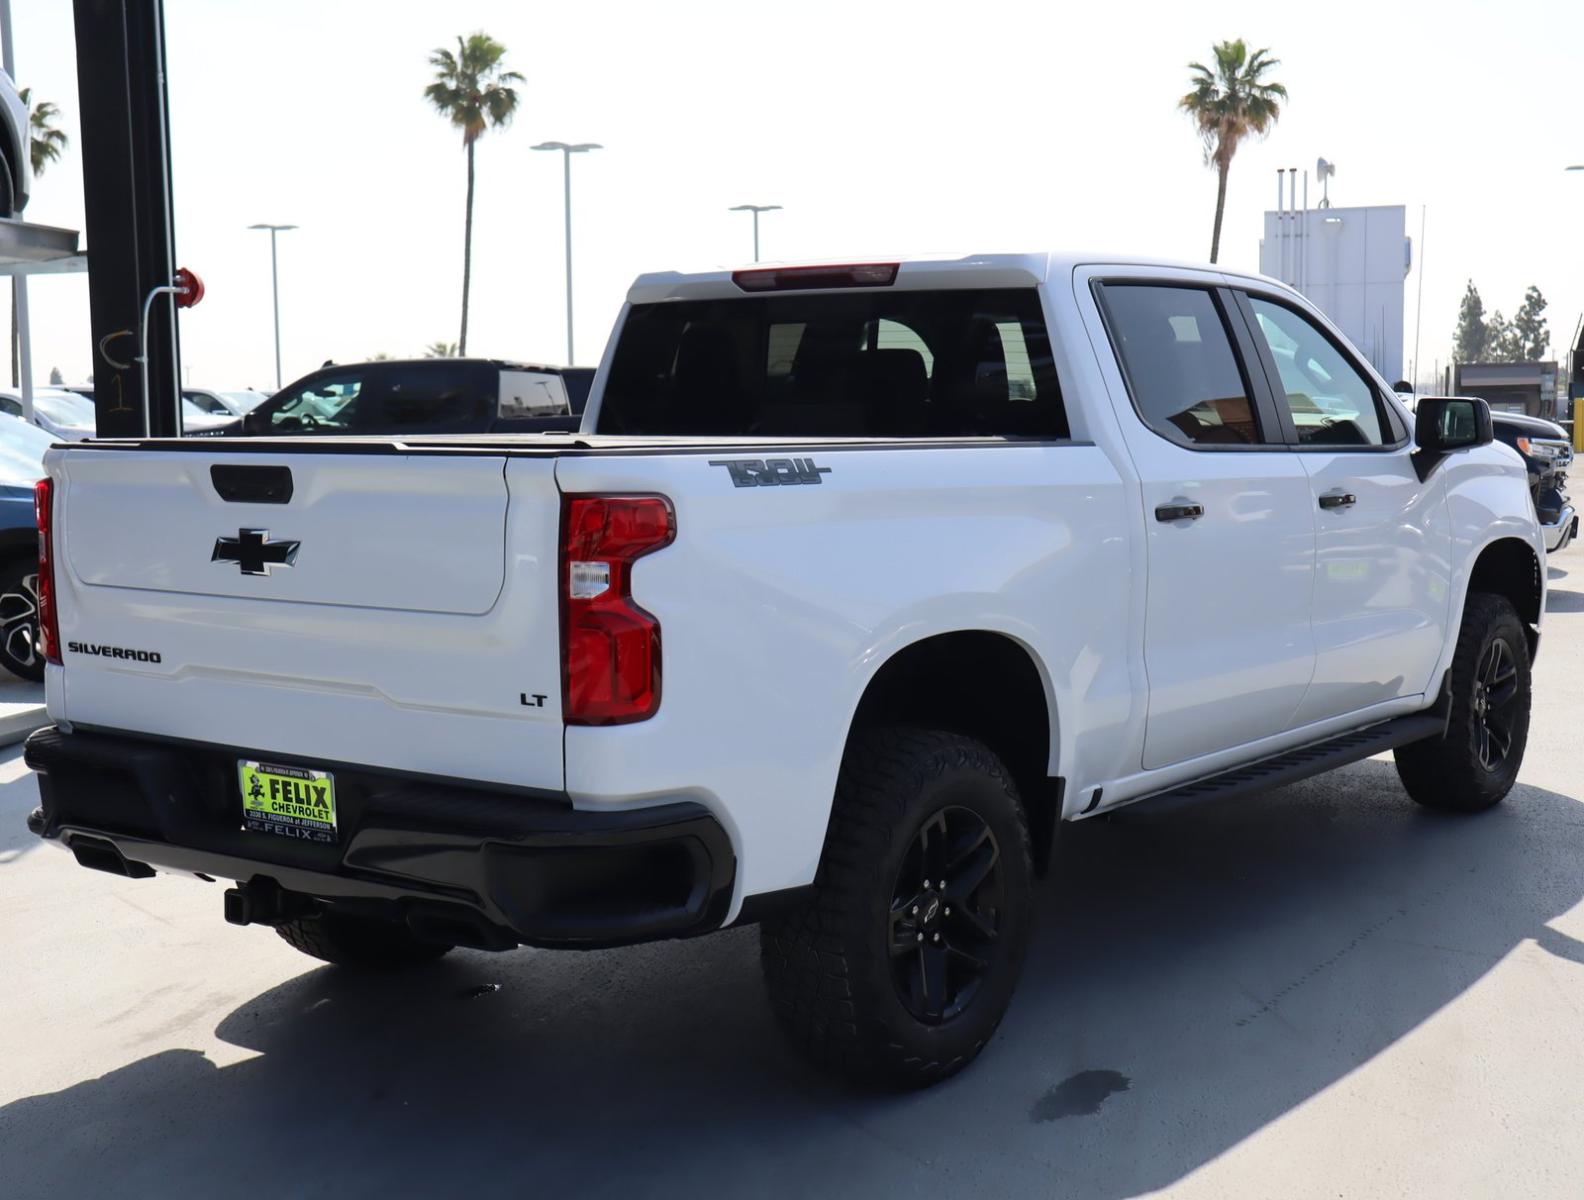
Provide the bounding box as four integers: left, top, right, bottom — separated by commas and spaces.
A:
6, 760, 1584, 1198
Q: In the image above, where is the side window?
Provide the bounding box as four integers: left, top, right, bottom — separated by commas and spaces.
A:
362, 364, 489, 431
1246, 296, 1388, 447
0, 397, 20, 417
1100, 284, 1263, 447
263, 372, 363, 433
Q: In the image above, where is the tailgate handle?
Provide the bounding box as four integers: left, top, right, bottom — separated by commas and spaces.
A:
211, 464, 293, 505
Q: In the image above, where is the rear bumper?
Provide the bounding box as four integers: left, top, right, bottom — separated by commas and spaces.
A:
1541, 504, 1577, 553
24, 726, 735, 950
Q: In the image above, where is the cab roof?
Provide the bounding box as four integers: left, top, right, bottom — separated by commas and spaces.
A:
625, 251, 1287, 304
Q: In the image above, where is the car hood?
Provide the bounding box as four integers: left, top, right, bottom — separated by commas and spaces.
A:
1490, 411, 1567, 439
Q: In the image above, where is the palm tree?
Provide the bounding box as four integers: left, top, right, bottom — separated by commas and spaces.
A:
424, 340, 458, 358
425, 33, 522, 355
1178, 40, 1286, 264
13, 88, 69, 385
20, 88, 68, 177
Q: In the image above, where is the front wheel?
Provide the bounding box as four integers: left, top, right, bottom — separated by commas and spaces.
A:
1395, 592, 1531, 812
760, 726, 1033, 1088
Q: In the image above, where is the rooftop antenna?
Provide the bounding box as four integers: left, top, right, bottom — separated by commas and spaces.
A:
1316, 157, 1336, 209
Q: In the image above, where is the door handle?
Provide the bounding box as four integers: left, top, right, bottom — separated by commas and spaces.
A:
1318, 491, 1357, 510
1154, 501, 1205, 522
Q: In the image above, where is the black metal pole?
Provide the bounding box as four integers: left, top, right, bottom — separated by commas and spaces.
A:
72, 0, 181, 437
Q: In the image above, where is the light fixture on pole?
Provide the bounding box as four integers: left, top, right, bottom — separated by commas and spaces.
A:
729, 204, 782, 263
1315, 158, 1336, 209
247, 223, 297, 389
532, 141, 601, 365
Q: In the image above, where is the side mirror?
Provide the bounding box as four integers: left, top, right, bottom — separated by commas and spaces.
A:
1412, 396, 1493, 480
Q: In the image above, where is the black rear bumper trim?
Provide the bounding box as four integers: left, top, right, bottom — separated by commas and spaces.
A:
25, 726, 736, 949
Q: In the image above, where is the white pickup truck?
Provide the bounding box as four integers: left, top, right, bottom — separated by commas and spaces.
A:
26, 254, 1543, 1087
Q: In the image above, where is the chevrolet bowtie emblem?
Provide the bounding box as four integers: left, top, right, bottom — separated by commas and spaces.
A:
212, 528, 300, 576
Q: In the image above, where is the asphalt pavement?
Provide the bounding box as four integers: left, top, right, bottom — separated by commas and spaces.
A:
5, 564, 1584, 1198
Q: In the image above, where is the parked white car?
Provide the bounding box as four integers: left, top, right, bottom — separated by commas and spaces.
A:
0, 388, 96, 440
183, 387, 268, 419
25, 252, 1545, 1089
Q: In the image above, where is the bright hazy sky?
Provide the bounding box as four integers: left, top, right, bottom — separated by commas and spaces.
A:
9, 0, 1584, 392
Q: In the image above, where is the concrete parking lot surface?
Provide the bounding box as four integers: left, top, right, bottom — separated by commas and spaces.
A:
5, 565, 1584, 1198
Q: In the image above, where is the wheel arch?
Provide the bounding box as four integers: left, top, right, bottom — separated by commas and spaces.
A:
1465, 535, 1542, 660
842, 630, 1062, 874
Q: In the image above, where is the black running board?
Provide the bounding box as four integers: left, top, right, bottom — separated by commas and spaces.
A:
1116, 712, 1447, 818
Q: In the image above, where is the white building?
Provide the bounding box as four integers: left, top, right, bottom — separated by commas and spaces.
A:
1258, 203, 1411, 383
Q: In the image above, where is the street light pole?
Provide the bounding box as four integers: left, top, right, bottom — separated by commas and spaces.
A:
729, 204, 782, 262
247, 223, 297, 389
533, 141, 601, 364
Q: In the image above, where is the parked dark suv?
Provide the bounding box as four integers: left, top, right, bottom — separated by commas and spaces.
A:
1490, 410, 1574, 553
199, 359, 595, 437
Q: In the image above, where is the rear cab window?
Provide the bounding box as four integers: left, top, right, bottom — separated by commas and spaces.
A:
596, 288, 1067, 439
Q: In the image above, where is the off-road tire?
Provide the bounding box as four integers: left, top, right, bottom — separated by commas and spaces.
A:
1395, 592, 1530, 812
275, 910, 453, 968
760, 725, 1033, 1088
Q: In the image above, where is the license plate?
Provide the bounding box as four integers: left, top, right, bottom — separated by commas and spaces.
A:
239, 760, 337, 843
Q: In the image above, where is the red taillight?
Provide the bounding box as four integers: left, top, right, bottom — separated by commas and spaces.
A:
560, 495, 675, 725
34, 478, 59, 665
731, 262, 899, 292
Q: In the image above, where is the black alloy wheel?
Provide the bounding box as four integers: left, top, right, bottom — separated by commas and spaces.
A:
0, 563, 43, 682
759, 726, 1033, 1087
1395, 591, 1530, 813
1472, 637, 1520, 772
888, 806, 1004, 1024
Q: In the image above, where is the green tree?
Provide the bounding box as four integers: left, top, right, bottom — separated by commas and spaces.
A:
1453, 280, 1488, 363
424, 340, 458, 358
47, 366, 62, 384
1484, 310, 1520, 363
20, 88, 68, 175
1512, 285, 1549, 361
12, 88, 69, 386
425, 33, 522, 355
1179, 40, 1286, 264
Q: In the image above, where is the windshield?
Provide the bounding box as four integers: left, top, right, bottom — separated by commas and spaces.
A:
223, 391, 267, 413
32, 391, 96, 429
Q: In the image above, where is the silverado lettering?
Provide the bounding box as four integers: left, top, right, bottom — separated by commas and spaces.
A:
65, 641, 162, 663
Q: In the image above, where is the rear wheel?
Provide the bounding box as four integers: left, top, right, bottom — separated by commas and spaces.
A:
275, 909, 453, 969
760, 726, 1033, 1088
1395, 592, 1530, 812
0, 556, 44, 682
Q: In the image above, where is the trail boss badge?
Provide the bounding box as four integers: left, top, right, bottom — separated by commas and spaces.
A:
708, 457, 832, 488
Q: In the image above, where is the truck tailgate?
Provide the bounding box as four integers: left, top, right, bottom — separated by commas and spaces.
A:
47, 449, 564, 790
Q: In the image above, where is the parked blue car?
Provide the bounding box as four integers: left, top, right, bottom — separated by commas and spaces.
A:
0, 412, 52, 680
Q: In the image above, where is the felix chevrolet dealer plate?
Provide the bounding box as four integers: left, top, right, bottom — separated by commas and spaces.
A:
239, 760, 337, 843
